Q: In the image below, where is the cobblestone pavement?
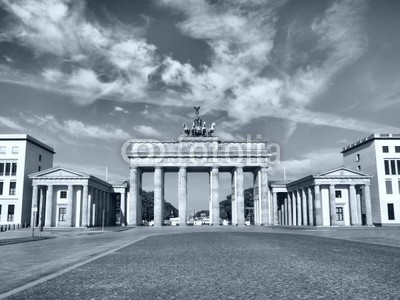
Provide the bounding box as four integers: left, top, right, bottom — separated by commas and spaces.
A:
5, 231, 400, 300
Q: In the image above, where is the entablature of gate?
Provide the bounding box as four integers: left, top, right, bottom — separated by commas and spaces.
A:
127, 137, 269, 170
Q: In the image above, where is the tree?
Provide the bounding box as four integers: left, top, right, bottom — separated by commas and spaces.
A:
139, 189, 179, 221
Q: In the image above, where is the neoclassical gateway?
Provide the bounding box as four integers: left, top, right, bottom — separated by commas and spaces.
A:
25, 108, 374, 228
126, 109, 269, 226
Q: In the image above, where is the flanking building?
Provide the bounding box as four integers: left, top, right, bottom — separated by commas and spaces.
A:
0, 134, 54, 226
272, 167, 372, 227
29, 166, 119, 228
342, 133, 400, 225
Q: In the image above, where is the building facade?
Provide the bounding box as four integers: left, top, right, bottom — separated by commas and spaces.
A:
342, 133, 400, 225
29, 167, 118, 228
0, 134, 54, 226
271, 167, 372, 227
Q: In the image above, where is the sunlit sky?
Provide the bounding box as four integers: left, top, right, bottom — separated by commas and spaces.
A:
1, 0, 399, 210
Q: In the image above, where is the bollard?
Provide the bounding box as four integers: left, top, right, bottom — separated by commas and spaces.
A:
17, 224, 20, 229
8, 224, 11, 230
0, 225, 3, 232
24, 222, 27, 229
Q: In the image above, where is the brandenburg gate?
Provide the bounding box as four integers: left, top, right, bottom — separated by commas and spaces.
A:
125, 107, 269, 226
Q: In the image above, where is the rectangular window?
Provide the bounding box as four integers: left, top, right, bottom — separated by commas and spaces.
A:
383, 146, 389, 153
397, 160, 400, 175
59, 207, 66, 221
336, 207, 344, 221
398, 180, 400, 194
386, 180, 393, 194
357, 165, 361, 170
5, 163, 10, 176
0, 147, 5, 154
335, 190, 342, 198
7, 205, 14, 222
0, 163, 3, 176
12, 146, 18, 154
356, 154, 360, 162
0, 181, 3, 195
391, 160, 397, 175
11, 163, 17, 176
9, 181, 16, 196
395, 146, 400, 153
384, 160, 390, 175
38, 166, 41, 172
388, 204, 395, 220
39, 155, 42, 162
60, 191, 67, 199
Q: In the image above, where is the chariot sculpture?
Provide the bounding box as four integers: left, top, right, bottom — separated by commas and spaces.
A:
182, 106, 216, 137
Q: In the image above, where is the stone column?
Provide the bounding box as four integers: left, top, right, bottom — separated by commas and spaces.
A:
253, 170, 260, 225
210, 166, 220, 226
273, 192, 278, 226
329, 184, 336, 226
87, 187, 93, 226
128, 166, 139, 226
45, 185, 53, 227
38, 187, 44, 227
284, 198, 288, 225
120, 191, 126, 226
291, 192, 297, 225
260, 167, 269, 225
231, 170, 237, 225
178, 167, 187, 226
66, 185, 74, 227
307, 187, 314, 226
236, 166, 245, 226
301, 189, 307, 226
355, 189, 362, 226
314, 185, 322, 226
81, 185, 89, 227
281, 204, 285, 225
349, 184, 358, 225
296, 190, 302, 226
154, 167, 164, 226
363, 184, 373, 226
31, 184, 39, 227
288, 193, 292, 226
92, 188, 97, 226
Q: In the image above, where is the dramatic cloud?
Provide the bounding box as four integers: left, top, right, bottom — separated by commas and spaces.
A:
133, 125, 161, 138
23, 114, 130, 140
0, 116, 24, 131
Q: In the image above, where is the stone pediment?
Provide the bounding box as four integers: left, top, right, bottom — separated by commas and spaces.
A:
316, 166, 370, 178
29, 166, 89, 179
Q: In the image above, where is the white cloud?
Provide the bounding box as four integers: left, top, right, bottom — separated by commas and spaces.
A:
133, 125, 161, 138
23, 114, 130, 140
113, 106, 129, 114
0, 116, 24, 131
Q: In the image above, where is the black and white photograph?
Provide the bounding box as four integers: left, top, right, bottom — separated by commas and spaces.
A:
0, 0, 400, 299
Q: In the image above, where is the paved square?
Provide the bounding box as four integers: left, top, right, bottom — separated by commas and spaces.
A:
4, 230, 400, 300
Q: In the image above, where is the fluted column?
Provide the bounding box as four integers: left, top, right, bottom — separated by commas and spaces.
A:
300, 189, 307, 225
128, 166, 139, 226
38, 187, 44, 227
231, 170, 237, 225
253, 170, 260, 225
236, 166, 245, 226
291, 192, 297, 225
45, 185, 53, 227
307, 187, 313, 226
329, 184, 337, 226
314, 185, 322, 226
288, 193, 292, 226
178, 167, 187, 226
120, 191, 126, 226
154, 167, 164, 226
31, 184, 38, 227
66, 185, 74, 227
210, 166, 220, 226
363, 184, 373, 226
349, 184, 357, 225
296, 190, 302, 226
283, 197, 287, 225
81, 185, 89, 227
87, 187, 93, 226
272, 192, 278, 225
260, 167, 269, 225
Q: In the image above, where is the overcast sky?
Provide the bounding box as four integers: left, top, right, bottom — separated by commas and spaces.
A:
1, 0, 399, 211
